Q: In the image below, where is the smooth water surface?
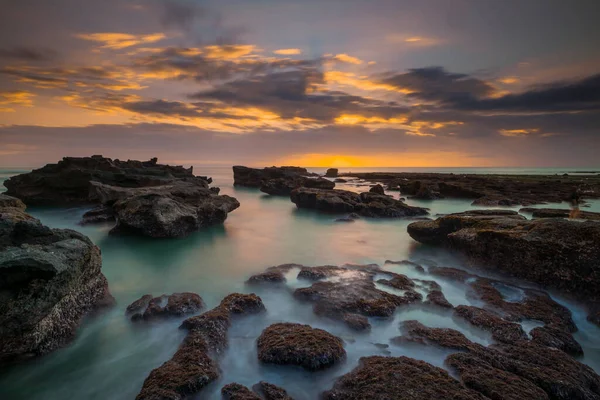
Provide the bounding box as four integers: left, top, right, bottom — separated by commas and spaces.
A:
1, 166, 599, 399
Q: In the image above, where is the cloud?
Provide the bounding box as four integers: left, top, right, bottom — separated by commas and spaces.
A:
0, 47, 57, 62
273, 48, 302, 55
498, 77, 519, 85
386, 34, 443, 47
0, 90, 35, 112
333, 53, 363, 65
75, 32, 167, 50
498, 128, 539, 137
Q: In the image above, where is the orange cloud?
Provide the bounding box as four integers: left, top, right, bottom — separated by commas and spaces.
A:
273, 48, 302, 55
387, 34, 443, 47
498, 76, 520, 84
334, 53, 363, 65
499, 128, 539, 137
75, 32, 166, 49
0, 90, 35, 112
324, 71, 413, 93
204, 45, 257, 59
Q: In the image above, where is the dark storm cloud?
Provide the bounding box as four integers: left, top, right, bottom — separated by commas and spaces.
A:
121, 99, 202, 118
453, 73, 600, 113
0, 47, 58, 62
191, 69, 410, 122
379, 67, 496, 104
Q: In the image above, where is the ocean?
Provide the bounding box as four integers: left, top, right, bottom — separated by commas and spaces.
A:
1, 166, 599, 399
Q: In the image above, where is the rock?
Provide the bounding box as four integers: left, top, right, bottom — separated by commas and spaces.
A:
4, 155, 205, 205
334, 178, 347, 183
79, 205, 115, 225
519, 207, 600, 221
334, 213, 360, 223
588, 304, 600, 327
425, 290, 453, 308
325, 168, 338, 178
246, 270, 287, 285
393, 320, 478, 352
338, 171, 600, 206
0, 204, 113, 366
233, 166, 312, 188
0, 193, 26, 210
293, 266, 422, 321
449, 342, 600, 400
290, 188, 428, 218
260, 177, 334, 196
411, 183, 443, 200
136, 293, 265, 400
446, 352, 550, 400
368, 184, 385, 195
530, 326, 583, 356
252, 381, 293, 400
322, 356, 485, 399
222, 383, 261, 400
91, 180, 240, 238
454, 305, 528, 344
126, 293, 204, 321
342, 313, 371, 331
257, 323, 345, 371
408, 211, 600, 302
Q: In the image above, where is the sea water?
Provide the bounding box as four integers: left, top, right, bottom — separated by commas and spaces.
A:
0, 166, 599, 399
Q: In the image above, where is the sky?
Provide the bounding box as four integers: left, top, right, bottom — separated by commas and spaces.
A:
0, 0, 599, 168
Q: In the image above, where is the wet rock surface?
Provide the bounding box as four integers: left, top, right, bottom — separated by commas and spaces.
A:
257, 323, 346, 371
530, 326, 583, 356
323, 355, 485, 399
260, 177, 335, 196
290, 187, 429, 217
125, 292, 204, 321
393, 320, 478, 352
454, 305, 528, 344
325, 168, 338, 178
0, 197, 113, 366
4, 155, 205, 205
79, 205, 115, 225
339, 171, 600, 205
91, 180, 240, 238
222, 383, 262, 400
408, 211, 600, 301
252, 381, 293, 400
136, 293, 265, 400
232, 165, 329, 196
368, 184, 385, 195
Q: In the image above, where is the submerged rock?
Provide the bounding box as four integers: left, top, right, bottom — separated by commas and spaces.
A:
454, 305, 527, 344
126, 293, 204, 321
0, 197, 113, 366
136, 293, 265, 400
4, 155, 204, 205
393, 320, 477, 352
530, 326, 583, 356
79, 204, 115, 225
252, 381, 294, 400
290, 188, 428, 217
222, 383, 261, 400
408, 211, 600, 302
323, 356, 485, 399
257, 323, 346, 371
90, 180, 240, 238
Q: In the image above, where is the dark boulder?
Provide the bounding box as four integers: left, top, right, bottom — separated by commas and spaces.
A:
222, 383, 261, 400
290, 188, 428, 218
257, 323, 345, 371
233, 166, 311, 188
408, 211, 600, 302
252, 381, 293, 400
325, 168, 338, 178
126, 292, 204, 321
368, 184, 385, 195
260, 177, 334, 196
79, 205, 115, 225
0, 200, 113, 366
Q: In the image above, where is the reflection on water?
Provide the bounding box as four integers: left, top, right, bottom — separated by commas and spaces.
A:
0, 166, 599, 399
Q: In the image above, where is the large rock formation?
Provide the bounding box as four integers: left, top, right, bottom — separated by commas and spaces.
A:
232, 165, 332, 196
4, 155, 209, 205
90, 180, 240, 238
136, 293, 265, 400
0, 194, 113, 366
290, 188, 428, 217
520, 207, 600, 221
325, 168, 338, 178
257, 323, 346, 371
407, 211, 600, 301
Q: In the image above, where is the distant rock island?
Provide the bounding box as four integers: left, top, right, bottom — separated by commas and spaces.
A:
233, 165, 334, 195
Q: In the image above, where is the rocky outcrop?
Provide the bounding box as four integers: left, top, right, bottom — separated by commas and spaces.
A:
257, 323, 345, 371
339, 171, 600, 205
322, 356, 485, 399
222, 383, 261, 400
125, 293, 204, 321
290, 188, 428, 217
221, 382, 293, 400
233, 166, 311, 187
408, 211, 600, 301
520, 207, 600, 220
252, 381, 293, 400
325, 168, 338, 178
393, 320, 478, 352
0, 195, 113, 366
79, 205, 115, 225
90, 180, 240, 238
136, 293, 265, 400
530, 326, 583, 356
454, 305, 528, 344
368, 184, 385, 195
4, 155, 208, 205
